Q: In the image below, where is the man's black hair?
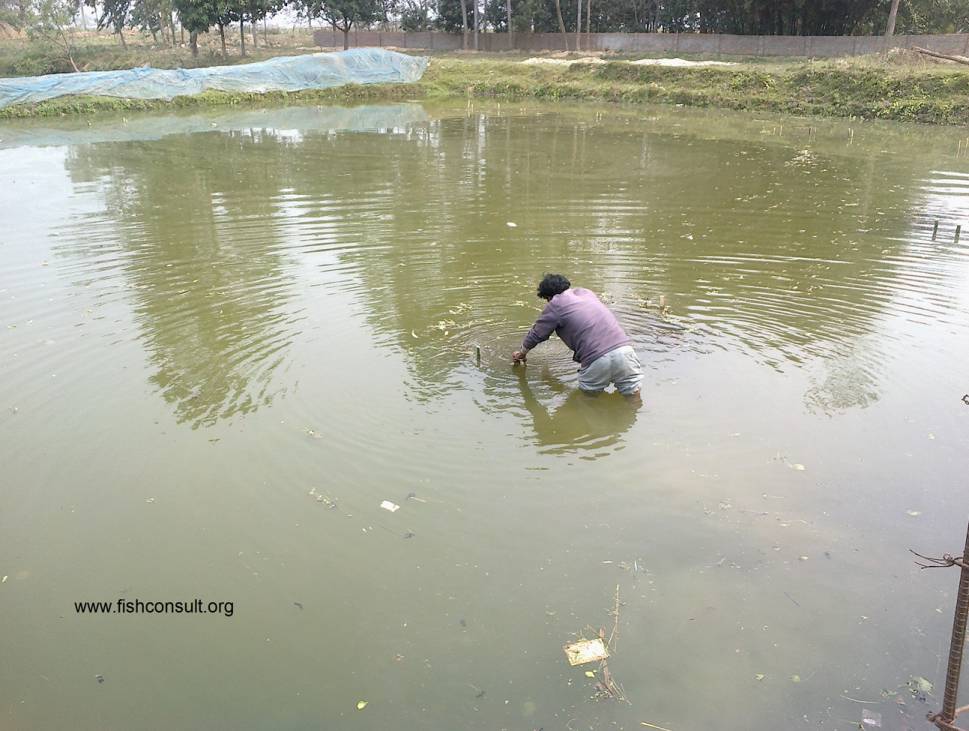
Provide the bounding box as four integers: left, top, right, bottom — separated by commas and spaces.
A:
537, 273, 571, 300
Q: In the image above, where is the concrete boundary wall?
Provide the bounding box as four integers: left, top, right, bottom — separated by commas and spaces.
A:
313, 30, 969, 58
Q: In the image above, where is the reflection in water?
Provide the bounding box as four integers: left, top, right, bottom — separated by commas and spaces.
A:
514, 365, 640, 454
49, 102, 969, 436
62, 131, 303, 427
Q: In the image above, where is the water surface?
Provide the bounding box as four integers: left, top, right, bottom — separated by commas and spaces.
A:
1, 101, 968, 730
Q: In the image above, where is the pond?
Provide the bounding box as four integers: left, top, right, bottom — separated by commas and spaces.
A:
1, 100, 968, 730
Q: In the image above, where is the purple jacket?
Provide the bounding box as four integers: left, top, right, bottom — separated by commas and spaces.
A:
521, 287, 631, 367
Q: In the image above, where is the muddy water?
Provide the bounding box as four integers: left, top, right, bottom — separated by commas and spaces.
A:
1, 101, 968, 730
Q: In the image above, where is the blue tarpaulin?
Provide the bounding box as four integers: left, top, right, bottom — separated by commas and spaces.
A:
0, 48, 429, 109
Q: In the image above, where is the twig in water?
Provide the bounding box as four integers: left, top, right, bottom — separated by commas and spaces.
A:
640, 722, 674, 731
840, 695, 881, 704
608, 584, 621, 651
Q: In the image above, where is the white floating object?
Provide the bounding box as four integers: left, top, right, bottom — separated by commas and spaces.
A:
380, 500, 400, 513
563, 638, 609, 666
506, 221, 518, 228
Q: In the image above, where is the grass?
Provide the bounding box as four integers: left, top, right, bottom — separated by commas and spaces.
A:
1, 32, 968, 125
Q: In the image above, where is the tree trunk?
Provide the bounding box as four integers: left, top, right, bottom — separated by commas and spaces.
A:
118, 28, 127, 48
150, 27, 157, 43
460, 0, 468, 50
79, 2, 86, 29
240, 19, 246, 56
473, 0, 478, 50
342, 27, 349, 50
586, 0, 590, 44
251, 18, 258, 48
575, 0, 581, 51
218, 22, 227, 56
190, 30, 198, 56
885, 0, 901, 36
554, 0, 568, 51
181, 24, 185, 44
263, 17, 268, 44
506, 0, 512, 47
170, 13, 177, 47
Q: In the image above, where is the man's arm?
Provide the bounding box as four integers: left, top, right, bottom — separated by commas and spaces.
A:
513, 302, 559, 363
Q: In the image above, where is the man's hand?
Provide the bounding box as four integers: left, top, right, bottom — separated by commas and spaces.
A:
512, 350, 528, 365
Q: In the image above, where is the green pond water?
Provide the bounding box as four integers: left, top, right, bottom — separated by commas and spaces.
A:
1, 100, 968, 731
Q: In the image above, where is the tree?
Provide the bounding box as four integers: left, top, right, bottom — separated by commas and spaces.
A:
329, 0, 383, 50
89, 0, 133, 46
885, 0, 901, 34
173, 0, 220, 55
27, 0, 80, 70
399, 0, 431, 30
0, 0, 30, 27
459, 0, 467, 47
130, 0, 165, 41
553, 0, 567, 50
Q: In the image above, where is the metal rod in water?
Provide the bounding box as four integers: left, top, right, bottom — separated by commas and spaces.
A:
940, 522, 969, 725
475, 345, 481, 365
956, 225, 962, 243
933, 220, 940, 240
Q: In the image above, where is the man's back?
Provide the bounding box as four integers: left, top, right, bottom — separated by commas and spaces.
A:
523, 287, 630, 367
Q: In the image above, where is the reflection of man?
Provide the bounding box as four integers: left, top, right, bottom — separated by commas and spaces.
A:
512, 274, 643, 400
516, 368, 640, 451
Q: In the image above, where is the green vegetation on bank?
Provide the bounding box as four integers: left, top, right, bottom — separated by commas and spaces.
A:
1, 52, 968, 125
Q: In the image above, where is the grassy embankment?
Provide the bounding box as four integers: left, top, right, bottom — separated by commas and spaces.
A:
1, 32, 968, 124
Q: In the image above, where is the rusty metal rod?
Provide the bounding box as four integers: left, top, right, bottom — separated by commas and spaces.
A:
941, 522, 969, 723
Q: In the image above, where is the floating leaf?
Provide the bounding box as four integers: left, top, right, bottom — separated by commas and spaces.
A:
791, 674, 801, 683
585, 670, 596, 678
906, 510, 921, 517
912, 676, 933, 694
755, 674, 766, 681
791, 463, 806, 471
356, 701, 368, 710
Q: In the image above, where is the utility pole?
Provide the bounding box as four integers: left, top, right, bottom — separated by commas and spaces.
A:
506, 0, 512, 49
575, 0, 581, 52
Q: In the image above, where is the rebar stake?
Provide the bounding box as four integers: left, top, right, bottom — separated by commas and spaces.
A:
926, 521, 969, 731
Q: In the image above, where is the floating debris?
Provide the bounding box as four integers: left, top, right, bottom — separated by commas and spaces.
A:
640, 722, 674, 731
506, 221, 518, 228
755, 673, 766, 681
293, 602, 303, 610
906, 510, 922, 517
564, 638, 609, 666
95, 674, 105, 684
356, 700, 367, 710
380, 500, 400, 513
861, 709, 882, 728
405, 492, 427, 503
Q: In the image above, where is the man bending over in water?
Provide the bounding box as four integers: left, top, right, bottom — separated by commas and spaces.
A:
512, 274, 643, 399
